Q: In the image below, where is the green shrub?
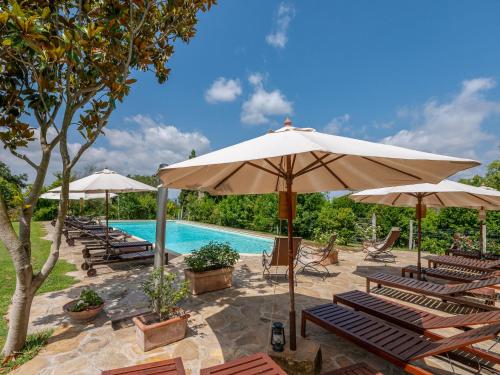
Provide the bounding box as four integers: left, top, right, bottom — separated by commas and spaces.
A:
33, 206, 58, 221
142, 268, 189, 321
185, 241, 239, 272
69, 288, 103, 312
421, 238, 448, 255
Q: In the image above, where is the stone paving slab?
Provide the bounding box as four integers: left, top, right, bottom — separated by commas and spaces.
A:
9, 223, 499, 374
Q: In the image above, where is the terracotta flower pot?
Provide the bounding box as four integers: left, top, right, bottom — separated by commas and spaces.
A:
184, 267, 234, 295
63, 300, 104, 322
133, 310, 190, 352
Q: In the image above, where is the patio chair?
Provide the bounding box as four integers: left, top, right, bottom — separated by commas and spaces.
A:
366, 272, 500, 310
200, 352, 285, 375
101, 357, 185, 374
296, 234, 337, 279
262, 236, 302, 277
334, 289, 500, 366
301, 302, 500, 375
427, 255, 500, 272
363, 227, 400, 262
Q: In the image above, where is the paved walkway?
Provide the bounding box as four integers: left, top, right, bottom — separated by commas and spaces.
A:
12, 223, 499, 374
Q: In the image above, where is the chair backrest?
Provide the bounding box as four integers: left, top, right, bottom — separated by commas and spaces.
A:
410, 323, 500, 360
377, 227, 400, 250
270, 237, 302, 266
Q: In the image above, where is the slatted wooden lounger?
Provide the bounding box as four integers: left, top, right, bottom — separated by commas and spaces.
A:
446, 247, 500, 260
366, 272, 499, 310
402, 264, 500, 285
333, 289, 500, 366
301, 303, 500, 375
200, 352, 286, 375
427, 255, 500, 272
101, 357, 185, 374
322, 362, 382, 375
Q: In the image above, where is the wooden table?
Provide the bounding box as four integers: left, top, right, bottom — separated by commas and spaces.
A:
200, 353, 286, 375
101, 357, 185, 375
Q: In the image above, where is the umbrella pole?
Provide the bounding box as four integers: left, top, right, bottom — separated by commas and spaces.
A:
105, 190, 109, 249
286, 155, 297, 351
416, 195, 422, 280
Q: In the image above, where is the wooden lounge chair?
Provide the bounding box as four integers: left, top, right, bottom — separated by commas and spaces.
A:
402, 264, 500, 285
334, 289, 500, 366
301, 302, 500, 375
366, 272, 499, 310
200, 352, 286, 375
427, 255, 500, 272
101, 357, 185, 374
296, 234, 336, 279
322, 363, 382, 375
363, 227, 400, 262
446, 247, 500, 260
262, 236, 302, 277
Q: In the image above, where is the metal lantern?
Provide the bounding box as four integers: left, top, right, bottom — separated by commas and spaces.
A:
271, 322, 286, 352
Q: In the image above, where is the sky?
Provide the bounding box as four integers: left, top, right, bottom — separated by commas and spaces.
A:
2, 0, 500, 193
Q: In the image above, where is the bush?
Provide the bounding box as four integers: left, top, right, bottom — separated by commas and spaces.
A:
421, 238, 448, 255
33, 205, 58, 221
185, 241, 240, 272
142, 268, 189, 321
69, 288, 103, 312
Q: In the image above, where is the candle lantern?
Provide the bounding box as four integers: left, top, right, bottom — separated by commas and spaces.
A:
271, 322, 285, 352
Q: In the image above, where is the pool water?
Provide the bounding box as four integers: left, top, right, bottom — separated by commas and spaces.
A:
109, 220, 273, 255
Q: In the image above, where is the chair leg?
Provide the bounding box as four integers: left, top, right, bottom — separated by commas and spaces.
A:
301, 315, 307, 337
366, 279, 371, 293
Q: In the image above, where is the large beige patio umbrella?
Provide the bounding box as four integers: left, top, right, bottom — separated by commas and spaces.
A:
51, 169, 156, 242
157, 118, 479, 350
351, 180, 500, 277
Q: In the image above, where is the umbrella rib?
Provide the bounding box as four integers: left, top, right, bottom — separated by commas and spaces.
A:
465, 192, 496, 206
214, 162, 248, 190
361, 157, 422, 180
247, 161, 282, 177
264, 158, 286, 176
310, 151, 349, 189
430, 192, 445, 207
391, 193, 403, 205
274, 156, 284, 191
294, 154, 345, 178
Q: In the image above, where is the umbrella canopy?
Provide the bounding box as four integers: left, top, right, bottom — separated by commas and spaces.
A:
51, 169, 156, 194
159, 123, 479, 194
351, 180, 500, 275
157, 119, 479, 351
350, 180, 500, 209
41, 192, 117, 200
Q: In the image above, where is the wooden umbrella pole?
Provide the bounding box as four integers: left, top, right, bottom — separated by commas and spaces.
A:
286, 155, 297, 351
105, 190, 109, 249
417, 194, 422, 280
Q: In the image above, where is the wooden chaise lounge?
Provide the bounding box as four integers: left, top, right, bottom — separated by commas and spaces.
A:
363, 227, 400, 262
366, 272, 499, 310
301, 303, 500, 375
427, 255, 500, 272
333, 290, 500, 366
402, 264, 500, 284
101, 357, 185, 374
200, 352, 285, 375
322, 362, 382, 375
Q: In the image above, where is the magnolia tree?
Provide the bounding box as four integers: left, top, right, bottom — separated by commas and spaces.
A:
0, 0, 214, 357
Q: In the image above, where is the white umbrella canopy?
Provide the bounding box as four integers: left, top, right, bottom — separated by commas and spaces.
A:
50, 169, 157, 194
350, 180, 500, 209
158, 123, 479, 194
157, 119, 479, 351
41, 192, 117, 200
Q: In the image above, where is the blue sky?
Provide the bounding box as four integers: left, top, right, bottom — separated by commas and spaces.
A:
3, 1, 500, 185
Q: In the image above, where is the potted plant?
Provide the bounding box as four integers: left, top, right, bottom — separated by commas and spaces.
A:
133, 268, 190, 351
184, 241, 240, 295
63, 288, 104, 322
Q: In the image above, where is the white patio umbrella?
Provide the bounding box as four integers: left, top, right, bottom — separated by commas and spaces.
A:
157, 118, 479, 350
41, 191, 118, 215
351, 180, 500, 277
51, 169, 156, 242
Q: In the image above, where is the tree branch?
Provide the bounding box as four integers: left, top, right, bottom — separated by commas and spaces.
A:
9, 149, 39, 170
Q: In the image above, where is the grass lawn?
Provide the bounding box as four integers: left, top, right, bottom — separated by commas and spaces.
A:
0, 222, 77, 351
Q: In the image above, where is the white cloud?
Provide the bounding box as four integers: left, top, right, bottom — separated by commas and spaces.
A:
324, 114, 350, 134
0, 115, 211, 183
204, 77, 242, 103
383, 78, 500, 160
266, 2, 295, 49
241, 73, 293, 125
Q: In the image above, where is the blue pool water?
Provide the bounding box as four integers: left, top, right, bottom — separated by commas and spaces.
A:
109, 221, 273, 255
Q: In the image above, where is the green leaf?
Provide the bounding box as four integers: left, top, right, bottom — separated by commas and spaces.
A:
2, 38, 12, 46
11, 1, 24, 17
41, 7, 50, 19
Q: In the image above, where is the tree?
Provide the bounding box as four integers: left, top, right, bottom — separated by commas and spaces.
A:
0, 0, 214, 358
0, 161, 27, 210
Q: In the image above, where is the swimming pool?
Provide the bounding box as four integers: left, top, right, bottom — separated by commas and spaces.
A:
109, 221, 273, 255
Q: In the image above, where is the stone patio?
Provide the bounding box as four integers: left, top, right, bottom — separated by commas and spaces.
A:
11, 223, 499, 374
